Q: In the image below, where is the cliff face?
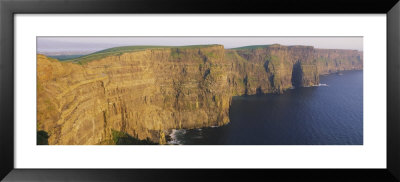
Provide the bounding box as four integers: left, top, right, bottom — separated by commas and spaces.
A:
230, 45, 319, 94
38, 46, 231, 145
37, 44, 363, 144
315, 49, 363, 75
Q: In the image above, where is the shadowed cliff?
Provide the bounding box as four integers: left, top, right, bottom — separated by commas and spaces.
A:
37, 44, 363, 144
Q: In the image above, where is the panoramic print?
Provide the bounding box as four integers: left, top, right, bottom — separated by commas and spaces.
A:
37, 37, 363, 145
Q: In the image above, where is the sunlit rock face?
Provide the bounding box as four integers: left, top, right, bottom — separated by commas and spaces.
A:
37, 44, 363, 144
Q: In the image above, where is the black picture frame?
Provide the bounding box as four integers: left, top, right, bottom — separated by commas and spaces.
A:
1, 0, 399, 181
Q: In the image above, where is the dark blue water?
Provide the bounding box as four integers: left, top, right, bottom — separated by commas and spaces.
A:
169, 70, 363, 145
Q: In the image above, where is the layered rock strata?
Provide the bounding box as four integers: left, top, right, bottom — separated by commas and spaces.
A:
37, 44, 363, 144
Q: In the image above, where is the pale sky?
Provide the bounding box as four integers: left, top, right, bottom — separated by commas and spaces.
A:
37, 37, 363, 55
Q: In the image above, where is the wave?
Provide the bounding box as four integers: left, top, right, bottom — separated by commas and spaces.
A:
317, 83, 328, 87
167, 129, 186, 145
302, 83, 329, 88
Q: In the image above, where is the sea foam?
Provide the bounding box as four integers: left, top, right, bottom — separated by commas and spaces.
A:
168, 129, 186, 145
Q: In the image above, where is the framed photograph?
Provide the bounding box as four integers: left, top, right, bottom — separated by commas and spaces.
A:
1, 0, 399, 181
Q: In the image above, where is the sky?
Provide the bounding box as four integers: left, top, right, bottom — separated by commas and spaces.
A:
37, 37, 363, 55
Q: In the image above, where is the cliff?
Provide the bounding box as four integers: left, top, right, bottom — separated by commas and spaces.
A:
37, 44, 363, 144
314, 49, 363, 74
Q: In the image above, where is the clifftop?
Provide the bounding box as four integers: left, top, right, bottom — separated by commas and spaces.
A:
64, 44, 224, 65
232, 44, 314, 50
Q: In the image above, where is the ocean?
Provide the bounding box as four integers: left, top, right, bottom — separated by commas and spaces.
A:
168, 70, 363, 145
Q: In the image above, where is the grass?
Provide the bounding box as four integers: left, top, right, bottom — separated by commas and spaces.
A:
63, 44, 220, 65
232, 44, 310, 50
37, 130, 49, 145
224, 50, 247, 64
48, 54, 85, 61
264, 55, 281, 71
232, 44, 273, 50
111, 129, 157, 145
